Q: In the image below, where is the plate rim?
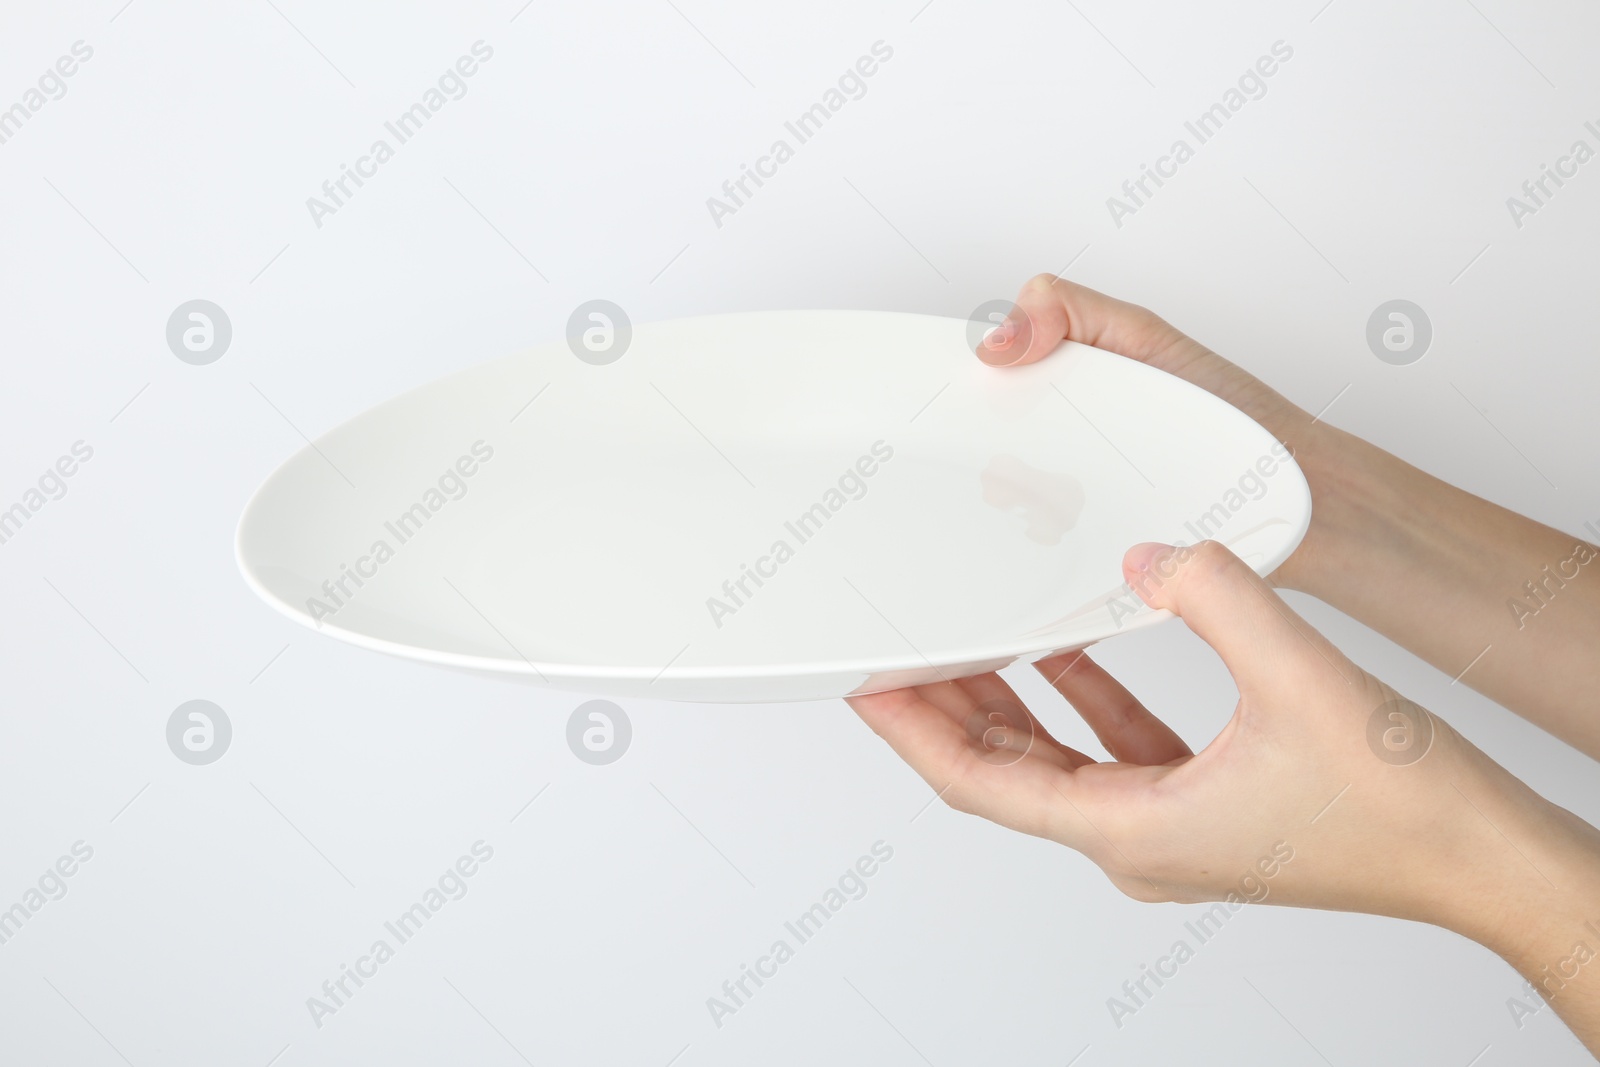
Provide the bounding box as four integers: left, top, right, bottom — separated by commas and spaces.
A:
235, 309, 1310, 684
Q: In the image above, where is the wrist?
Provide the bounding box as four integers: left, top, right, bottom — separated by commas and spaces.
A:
1468, 807, 1600, 948
1466, 805, 1600, 1050
1435, 781, 1600, 989
1267, 418, 1375, 595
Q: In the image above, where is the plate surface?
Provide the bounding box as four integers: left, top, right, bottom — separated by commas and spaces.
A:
236, 310, 1310, 703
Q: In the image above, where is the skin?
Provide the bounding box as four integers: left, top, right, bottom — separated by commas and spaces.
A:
848, 275, 1600, 1053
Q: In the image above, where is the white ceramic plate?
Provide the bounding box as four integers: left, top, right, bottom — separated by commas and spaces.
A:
236, 310, 1310, 703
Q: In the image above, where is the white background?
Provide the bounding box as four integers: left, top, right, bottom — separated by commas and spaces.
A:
1, 0, 1598, 1063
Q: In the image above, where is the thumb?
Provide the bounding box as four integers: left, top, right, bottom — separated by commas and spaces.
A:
977, 274, 1193, 369
1122, 540, 1357, 698
973, 276, 1291, 433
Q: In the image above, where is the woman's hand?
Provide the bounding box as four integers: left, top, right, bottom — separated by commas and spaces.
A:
974, 274, 1600, 758
848, 539, 1600, 1048
976, 274, 1309, 470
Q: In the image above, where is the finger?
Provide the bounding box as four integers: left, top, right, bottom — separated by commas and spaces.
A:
905, 680, 975, 725
974, 276, 1284, 427
953, 672, 1098, 770
908, 679, 1066, 767
1123, 540, 1358, 700
975, 274, 1197, 369
847, 687, 1075, 837
1034, 650, 1192, 765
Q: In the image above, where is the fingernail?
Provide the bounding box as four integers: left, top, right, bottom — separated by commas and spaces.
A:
977, 320, 1012, 352
977, 320, 1024, 366
1123, 541, 1175, 575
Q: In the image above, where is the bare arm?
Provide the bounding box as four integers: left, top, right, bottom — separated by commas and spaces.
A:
988, 273, 1600, 757
850, 540, 1600, 1052
1288, 422, 1600, 755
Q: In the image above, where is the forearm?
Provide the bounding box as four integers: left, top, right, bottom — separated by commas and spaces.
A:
1448, 793, 1600, 1054
1281, 422, 1600, 757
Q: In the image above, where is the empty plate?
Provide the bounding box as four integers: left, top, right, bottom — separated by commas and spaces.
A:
236, 310, 1310, 702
